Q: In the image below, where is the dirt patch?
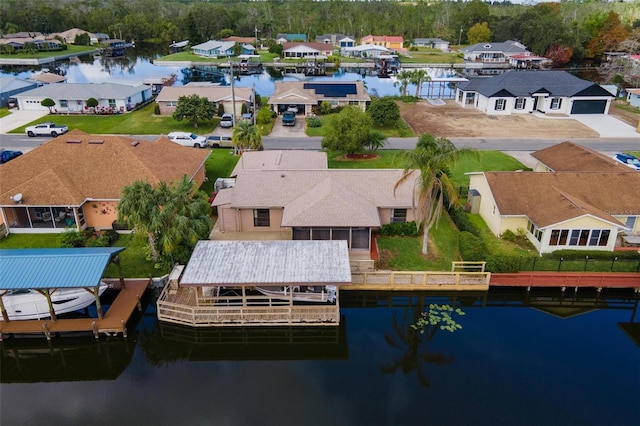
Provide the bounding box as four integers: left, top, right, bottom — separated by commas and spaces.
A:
399, 100, 599, 138
336, 153, 381, 161
610, 101, 640, 127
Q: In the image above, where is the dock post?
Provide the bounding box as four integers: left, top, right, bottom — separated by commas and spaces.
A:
42, 323, 51, 341
91, 321, 99, 339
136, 294, 142, 311
121, 320, 127, 338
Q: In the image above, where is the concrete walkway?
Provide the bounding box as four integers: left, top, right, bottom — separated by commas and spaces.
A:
571, 114, 639, 138
0, 110, 50, 134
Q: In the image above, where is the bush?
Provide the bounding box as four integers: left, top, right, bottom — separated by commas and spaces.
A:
154, 103, 160, 115
366, 97, 401, 127
61, 230, 87, 248
307, 117, 321, 128
379, 221, 421, 237
458, 231, 487, 261
320, 101, 332, 115
486, 254, 522, 272
102, 229, 120, 245
542, 250, 640, 261
449, 207, 481, 236
501, 229, 517, 242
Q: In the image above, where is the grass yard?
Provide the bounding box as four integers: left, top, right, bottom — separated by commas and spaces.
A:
0, 45, 96, 60
401, 49, 464, 64
11, 103, 219, 135
306, 113, 415, 138
450, 150, 529, 188
0, 108, 11, 118
199, 149, 240, 195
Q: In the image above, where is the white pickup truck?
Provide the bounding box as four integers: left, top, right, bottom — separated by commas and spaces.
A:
25, 122, 69, 137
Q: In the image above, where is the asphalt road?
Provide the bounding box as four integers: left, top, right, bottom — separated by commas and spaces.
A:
1, 134, 638, 154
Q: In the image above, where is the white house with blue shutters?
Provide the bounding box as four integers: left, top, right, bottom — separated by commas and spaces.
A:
191, 40, 236, 58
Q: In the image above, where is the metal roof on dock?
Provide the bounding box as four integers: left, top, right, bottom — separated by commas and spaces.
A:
0, 247, 124, 290
180, 240, 351, 286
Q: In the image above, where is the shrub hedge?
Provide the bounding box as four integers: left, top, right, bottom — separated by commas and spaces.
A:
379, 221, 421, 237
458, 231, 487, 261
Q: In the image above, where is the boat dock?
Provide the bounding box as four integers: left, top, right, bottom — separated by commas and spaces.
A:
0, 279, 149, 341
490, 272, 640, 292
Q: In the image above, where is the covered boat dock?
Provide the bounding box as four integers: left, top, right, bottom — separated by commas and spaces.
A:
157, 240, 352, 327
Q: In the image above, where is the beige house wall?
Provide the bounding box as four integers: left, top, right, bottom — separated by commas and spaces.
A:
238, 208, 286, 232
469, 174, 502, 236
539, 215, 620, 253
613, 215, 639, 234
533, 162, 552, 172
82, 201, 119, 229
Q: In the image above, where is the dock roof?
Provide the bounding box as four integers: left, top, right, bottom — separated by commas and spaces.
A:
0, 247, 124, 290
180, 240, 351, 286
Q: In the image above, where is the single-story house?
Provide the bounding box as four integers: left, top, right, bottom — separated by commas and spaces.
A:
341, 44, 390, 59
0, 37, 61, 52
169, 40, 189, 54
0, 130, 209, 234
411, 38, 450, 51
627, 88, 640, 108
191, 40, 235, 58
467, 171, 640, 254
49, 28, 98, 45
282, 42, 333, 59
155, 83, 254, 117
14, 82, 152, 113
276, 33, 307, 44
316, 34, 355, 48
461, 40, 530, 64
30, 72, 67, 85
0, 77, 38, 107
360, 35, 403, 50
530, 141, 634, 173
268, 81, 370, 115
455, 70, 614, 116
212, 151, 418, 257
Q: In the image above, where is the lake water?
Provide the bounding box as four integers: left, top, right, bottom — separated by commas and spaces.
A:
0, 43, 457, 98
1, 288, 639, 426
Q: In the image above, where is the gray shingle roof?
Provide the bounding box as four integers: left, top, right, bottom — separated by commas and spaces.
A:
461, 40, 529, 54
457, 70, 613, 98
15, 82, 148, 100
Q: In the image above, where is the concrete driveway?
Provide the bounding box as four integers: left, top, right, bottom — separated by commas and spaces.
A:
0, 110, 50, 134
571, 114, 639, 138
269, 114, 306, 137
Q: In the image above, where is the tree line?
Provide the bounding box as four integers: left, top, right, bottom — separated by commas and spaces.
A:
1, 0, 638, 65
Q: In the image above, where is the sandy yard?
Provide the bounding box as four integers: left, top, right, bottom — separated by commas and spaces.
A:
399, 100, 600, 138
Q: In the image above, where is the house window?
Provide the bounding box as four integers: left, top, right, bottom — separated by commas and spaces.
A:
59, 100, 68, 108
311, 228, 330, 240
494, 99, 506, 111
550, 98, 562, 110
625, 216, 637, 230
391, 209, 407, 223
527, 220, 542, 242
332, 228, 350, 242
293, 227, 310, 240
253, 209, 270, 227
351, 228, 370, 249
515, 98, 526, 110
108, 99, 116, 108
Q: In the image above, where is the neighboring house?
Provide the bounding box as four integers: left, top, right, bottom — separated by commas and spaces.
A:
341, 44, 390, 59
48, 28, 98, 44
530, 141, 634, 173
191, 40, 235, 58
0, 77, 38, 107
14, 82, 152, 113
627, 88, 640, 108
467, 171, 640, 254
461, 40, 530, 64
212, 151, 418, 257
282, 42, 333, 59
411, 38, 450, 51
268, 81, 370, 115
508, 53, 552, 69
0, 130, 209, 234
0, 37, 61, 52
315, 34, 355, 48
455, 70, 614, 116
276, 33, 307, 44
360, 35, 404, 51
155, 83, 254, 117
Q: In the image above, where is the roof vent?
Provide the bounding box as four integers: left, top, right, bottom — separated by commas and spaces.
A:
66, 139, 82, 144
131, 140, 139, 147
88, 139, 104, 144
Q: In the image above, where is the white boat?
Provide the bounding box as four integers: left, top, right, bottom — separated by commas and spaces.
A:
0, 282, 109, 321
255, 285, 337, 303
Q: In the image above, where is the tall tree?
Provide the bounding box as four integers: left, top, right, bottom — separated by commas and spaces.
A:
396, 134, 476, 255
321, 106, 373, 155
467, 22, 492, 45
117, 177, 212, 268
172, 94, 216, 128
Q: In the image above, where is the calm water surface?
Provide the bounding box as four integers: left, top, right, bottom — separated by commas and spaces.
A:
1, 289, 639, 426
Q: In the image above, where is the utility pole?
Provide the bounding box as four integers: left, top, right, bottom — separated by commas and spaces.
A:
458, 27, 463, 47
254, 25, 260, 49
228, 54, 236, 126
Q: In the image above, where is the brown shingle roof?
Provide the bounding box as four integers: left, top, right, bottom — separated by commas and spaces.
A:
0, 130, 208, 206
484, 171, 640, 228
531, 141, 631, 172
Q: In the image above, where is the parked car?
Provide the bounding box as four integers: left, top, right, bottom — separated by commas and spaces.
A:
282, 111, 296, 127
612, 153, 640, 171
286, 105, 299, 113
25, 122, 68, 137
0, 149, 23, 164
207, 134, 234, 148
219, 113, 234, 128
167, 132, 207, 148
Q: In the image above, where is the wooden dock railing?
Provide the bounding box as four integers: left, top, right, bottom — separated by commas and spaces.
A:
347, 270, 490, 291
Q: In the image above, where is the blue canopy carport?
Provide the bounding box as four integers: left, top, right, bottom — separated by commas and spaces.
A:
0, 247, 125, 322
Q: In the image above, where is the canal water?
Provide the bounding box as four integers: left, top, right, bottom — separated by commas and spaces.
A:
0, 43, 456, 98
1, 289, 639, 426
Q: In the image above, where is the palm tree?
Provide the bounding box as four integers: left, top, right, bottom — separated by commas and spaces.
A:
394, 70, 413, 97
232, 121, 263, 154
117, 180, 161, 261
411, 69, 430, 98
395, 134, 476, 255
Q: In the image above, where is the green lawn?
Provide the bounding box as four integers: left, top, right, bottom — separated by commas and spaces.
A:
0, 45, 96, 60
450, 150, 529, 188
11, 103, 219, 135
306, 114, 415, 138
401, 48, 464, 64
199, 149, 240, 195
156, 51, 280, 63
0, 108, 11, 118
